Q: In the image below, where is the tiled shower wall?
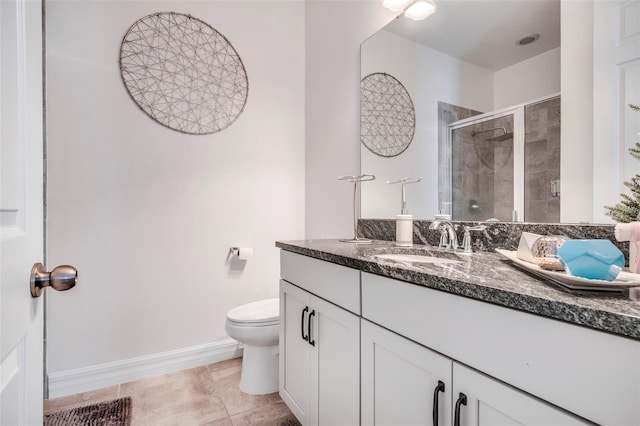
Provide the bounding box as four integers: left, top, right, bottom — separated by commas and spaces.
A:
524, 97, 561, 222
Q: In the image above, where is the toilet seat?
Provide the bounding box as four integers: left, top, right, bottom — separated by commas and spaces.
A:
226, 298, 279, 326
225, 297, 280, 394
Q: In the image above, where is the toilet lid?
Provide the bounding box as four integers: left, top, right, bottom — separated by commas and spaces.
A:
227, 298, 279, 324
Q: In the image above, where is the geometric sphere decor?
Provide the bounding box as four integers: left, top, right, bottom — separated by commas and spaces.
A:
360, 73, 415, 157
120, 12, 249, 135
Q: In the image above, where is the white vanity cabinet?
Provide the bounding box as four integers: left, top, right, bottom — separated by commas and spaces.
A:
279, 252, 360, 426
362, 272, 640, 426
279, 248, 640, 426
362, 319, 586, 426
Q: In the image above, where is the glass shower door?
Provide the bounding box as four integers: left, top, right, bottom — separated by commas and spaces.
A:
450, 114, 515, 221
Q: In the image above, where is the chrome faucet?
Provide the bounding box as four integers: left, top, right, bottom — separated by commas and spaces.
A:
429, 220, 458, 251
461, 225, 487, 253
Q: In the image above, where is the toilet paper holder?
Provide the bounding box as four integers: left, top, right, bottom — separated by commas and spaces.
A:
229, 247, 253, 260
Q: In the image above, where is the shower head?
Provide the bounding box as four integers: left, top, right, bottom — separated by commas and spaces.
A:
485, 132, 514, 142
471, 127, 511, 142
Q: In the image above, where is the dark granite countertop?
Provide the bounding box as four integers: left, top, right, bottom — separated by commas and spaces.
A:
276, 239, 640, 341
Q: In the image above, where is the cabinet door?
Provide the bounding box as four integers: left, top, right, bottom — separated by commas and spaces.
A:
280, 280, 312, 424
452, 363, 589, 426
361, 320, 453, 426
310, 296, 360, 426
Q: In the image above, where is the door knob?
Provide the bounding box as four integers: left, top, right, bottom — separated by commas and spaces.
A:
30, 263, 77, 297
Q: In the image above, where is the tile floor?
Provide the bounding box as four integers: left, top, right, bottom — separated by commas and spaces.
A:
43, 357, 300, 426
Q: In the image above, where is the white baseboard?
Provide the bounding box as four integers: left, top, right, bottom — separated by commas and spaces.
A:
47, 339, 243, 399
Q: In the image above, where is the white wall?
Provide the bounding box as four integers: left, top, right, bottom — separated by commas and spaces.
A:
560, 0, 640, 224
560, 1, 594, 223
304, 1, 393, 239
46, 0, 305, 377
493, 47, 561, 110
360, 30, 493, 219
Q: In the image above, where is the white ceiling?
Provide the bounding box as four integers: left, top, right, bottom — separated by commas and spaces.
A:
383, 0, 561, 72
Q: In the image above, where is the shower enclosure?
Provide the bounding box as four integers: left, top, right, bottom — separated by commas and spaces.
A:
446, 95, 560, 222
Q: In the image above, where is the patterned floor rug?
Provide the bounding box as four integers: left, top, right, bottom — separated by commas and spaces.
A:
44, 397, 132, 426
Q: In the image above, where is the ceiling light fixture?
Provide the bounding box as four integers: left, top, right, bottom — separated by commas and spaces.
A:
383, 0, 437, 21
382, 0, 414, 12
404, 0, 437, 20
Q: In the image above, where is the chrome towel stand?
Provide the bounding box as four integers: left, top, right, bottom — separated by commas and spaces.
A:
338, 174, 376, 244
386, 177, 422, 214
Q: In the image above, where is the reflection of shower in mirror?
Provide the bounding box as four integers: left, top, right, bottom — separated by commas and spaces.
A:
446, 94, 561, 223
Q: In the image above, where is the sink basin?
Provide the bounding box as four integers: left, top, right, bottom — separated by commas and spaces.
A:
372, 253, 463, 265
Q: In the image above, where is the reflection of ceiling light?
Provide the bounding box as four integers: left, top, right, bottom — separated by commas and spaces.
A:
516, 33, 540, 46
404, 0, 437, 20
382, 0, 437, 20
382, 0, 414, 12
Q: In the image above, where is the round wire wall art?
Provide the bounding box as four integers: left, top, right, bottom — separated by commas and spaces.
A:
120, 12, 248, 135
360, 73, 415, 157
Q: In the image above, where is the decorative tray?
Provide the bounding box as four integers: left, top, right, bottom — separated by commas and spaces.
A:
495, 249, 640, 292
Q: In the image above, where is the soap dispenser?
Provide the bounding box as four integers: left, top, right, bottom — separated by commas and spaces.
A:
387, 177, 422, 247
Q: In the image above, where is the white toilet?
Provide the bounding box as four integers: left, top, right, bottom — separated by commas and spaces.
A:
225, 298, 280, 395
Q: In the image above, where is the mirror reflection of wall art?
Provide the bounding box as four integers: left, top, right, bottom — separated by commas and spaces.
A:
360, 73, 415, 157
120, 12, 249, 135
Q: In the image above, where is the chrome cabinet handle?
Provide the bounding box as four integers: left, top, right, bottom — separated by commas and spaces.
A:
432, 380, 445, 426
453, 392, 467, 426
308, 310, 316, 346
30, 263, 77, 298
301, 306, 309, 342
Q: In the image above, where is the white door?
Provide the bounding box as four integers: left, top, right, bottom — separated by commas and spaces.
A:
1, 0, 45, 424
279, 280, 311, 425
280, 280, 360, 426
361, 320, 452, 426
310, 296, 359, 426
452, 363, 589, 426
593, 0, 640, 223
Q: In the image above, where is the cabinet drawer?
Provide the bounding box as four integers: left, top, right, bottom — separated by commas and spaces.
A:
280, 251, 360, 315
362, 272, 640, 426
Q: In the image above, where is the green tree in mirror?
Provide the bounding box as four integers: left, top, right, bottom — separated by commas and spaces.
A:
606, 104, 640, 222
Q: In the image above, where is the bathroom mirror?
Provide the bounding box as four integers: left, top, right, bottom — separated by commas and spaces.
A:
360, 0, 640, 224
